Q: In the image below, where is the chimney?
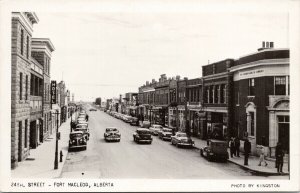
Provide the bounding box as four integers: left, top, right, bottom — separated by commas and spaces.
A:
266, 41, 269, 48
258, 41, 274, 51
146, 81, 149, 85
184, 77, 188, 80
176, 75, 180, 80
152, 79, 155, 83
270, 42, 274, 48
262, 41, 265, 48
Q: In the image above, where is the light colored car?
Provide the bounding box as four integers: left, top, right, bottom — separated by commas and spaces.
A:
171, 132, 195, 148
104, 127, 121, 142
149, 124, 163, 135
158, 128, 173, 141
140, 120, 151, 128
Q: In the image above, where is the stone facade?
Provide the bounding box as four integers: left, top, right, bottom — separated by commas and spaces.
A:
11, 12, 39, 168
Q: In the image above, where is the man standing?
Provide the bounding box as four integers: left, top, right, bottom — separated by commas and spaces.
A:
244, 138, 251, 166
229, 138, 235, 158
234, 136, 240, 157
276, 142, 284, 173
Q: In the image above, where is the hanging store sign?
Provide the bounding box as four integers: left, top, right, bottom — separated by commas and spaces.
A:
51, 81, 57, 104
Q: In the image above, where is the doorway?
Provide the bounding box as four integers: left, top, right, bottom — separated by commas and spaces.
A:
278, 123, 289, 153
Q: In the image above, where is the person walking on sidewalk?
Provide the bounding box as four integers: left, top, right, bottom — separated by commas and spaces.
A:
276, 142, 284, 173
244, 138, 251, 166
234, 136, 240, 157
258, 145, 268, 166
229, 138, 235, 158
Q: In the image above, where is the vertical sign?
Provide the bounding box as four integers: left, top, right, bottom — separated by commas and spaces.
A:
51, 81, 57, 104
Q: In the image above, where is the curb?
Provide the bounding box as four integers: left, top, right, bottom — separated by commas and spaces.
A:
193, 145, 289, 176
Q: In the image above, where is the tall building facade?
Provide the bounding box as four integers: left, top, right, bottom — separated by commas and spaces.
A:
31, 38, 55, 141
11, 12, 39, 168
230, 46, 289, 156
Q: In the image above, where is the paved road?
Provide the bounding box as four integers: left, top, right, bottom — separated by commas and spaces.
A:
60, 110, 287, 179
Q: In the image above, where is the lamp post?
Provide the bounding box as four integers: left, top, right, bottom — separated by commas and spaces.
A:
53, 110, 60, 170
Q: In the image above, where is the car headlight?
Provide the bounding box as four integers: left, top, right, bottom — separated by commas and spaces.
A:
72, 140, 76, 143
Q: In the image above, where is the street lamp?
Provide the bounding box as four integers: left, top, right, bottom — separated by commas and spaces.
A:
52, 110, 60, 170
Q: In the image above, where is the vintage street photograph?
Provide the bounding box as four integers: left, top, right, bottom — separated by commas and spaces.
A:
1, 0, 300, 192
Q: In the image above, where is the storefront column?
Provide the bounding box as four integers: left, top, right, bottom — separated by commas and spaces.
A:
269, 110, 277, 147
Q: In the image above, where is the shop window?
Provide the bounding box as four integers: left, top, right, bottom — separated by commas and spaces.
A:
274, 76, 286, 95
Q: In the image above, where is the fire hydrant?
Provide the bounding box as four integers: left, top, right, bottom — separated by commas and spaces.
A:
60, 150, 63, 162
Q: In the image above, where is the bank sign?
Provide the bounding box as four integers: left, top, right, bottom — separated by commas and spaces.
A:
51, 81, 57, 104
239, 69, 265, 80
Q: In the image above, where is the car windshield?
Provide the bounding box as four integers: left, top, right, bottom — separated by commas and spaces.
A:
163, 128, 172, 132
137, 130, 151, 134
106, 128, 117, 132
177, 133, 187, 137
70, 133, 83, 138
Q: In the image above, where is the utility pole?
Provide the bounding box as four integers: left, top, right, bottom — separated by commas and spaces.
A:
54, 110, 60, 169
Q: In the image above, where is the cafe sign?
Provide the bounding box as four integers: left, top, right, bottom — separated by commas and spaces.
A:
51, 81, 57, 104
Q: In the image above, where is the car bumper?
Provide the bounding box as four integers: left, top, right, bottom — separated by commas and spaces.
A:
106, 137, 120, 141
69, 145, 87, 149
177, 142, 195, 147
162, 136, 172, 140
137, 139, 152, 142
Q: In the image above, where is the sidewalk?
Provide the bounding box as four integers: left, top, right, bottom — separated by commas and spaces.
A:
191, 136, 289, 176
11, 116, 73, 178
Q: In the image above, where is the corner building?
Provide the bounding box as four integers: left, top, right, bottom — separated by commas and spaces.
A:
230, 48, 289, 157
11, 12, 39, 168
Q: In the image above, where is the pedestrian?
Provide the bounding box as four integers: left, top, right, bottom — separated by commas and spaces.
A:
229, 138, 235, 158
258, 145, 268, 166
244, 138, 251, 166
234, 136, 240, 157
275, 142, 284, 173
85, 114, 89, 121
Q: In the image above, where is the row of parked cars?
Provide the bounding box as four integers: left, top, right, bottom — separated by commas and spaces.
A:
68, 110, 90, 151
105, 110, 229, 162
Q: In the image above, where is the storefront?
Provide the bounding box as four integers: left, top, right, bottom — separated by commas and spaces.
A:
206, 111, 228, 140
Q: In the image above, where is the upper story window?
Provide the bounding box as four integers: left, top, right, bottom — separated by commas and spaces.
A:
26, 36, 30, 59
274, 76, 288, 95
248, 78, 255, 96
19, 72, 23, 100
20, 29, 24, 55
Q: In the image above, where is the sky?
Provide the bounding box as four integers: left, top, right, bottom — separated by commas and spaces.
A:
32, 10, 289, 102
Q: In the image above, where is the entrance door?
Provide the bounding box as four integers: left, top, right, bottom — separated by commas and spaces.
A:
278, 123, 289, 153
30, 121, 36, 149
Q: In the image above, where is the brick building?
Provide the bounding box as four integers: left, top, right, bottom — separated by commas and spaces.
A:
202, 59, 234, 140
11, 12, 39, 168
31, 38, 55, 141
137, 80, 155, 122
230, 44, 289, 157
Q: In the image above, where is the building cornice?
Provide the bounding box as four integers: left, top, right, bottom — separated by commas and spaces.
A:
12, 12, 38, 35
229, 58, 289, 72
32, 38, 55, 51
203, 71, 230, 81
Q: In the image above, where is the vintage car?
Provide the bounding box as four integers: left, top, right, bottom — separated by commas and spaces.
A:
200, 139, 229, 162
74, 124, 90, 140
68, 131, 87, 151
140, 120, 151, 128
158, 128, 173, 141
104, 127, 121, 142
130, 117, 139, 126
171, 132, 195, 148
133, 128, 153, 144
149, 124, 163, 135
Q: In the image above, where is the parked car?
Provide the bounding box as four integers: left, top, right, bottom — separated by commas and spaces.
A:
171, 132, 195, 148
74, 124, 89, 140
104, 127, 121, 142
140, 120, 151, 128
68, 131, 87, 151
133, 128, 153, 144
158, 128, 173, 141
149, 124, 163, 135
200, 139, 229, 162
130, 117, 139, 126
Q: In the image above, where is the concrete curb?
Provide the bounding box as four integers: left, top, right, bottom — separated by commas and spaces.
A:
193, 145, 289, 176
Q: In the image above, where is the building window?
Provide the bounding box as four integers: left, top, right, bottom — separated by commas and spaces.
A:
248, 78, 255, 96
278, 115, 289, 123
275, 76, 286, 95
25, 75, 28, 100
20, 29, 24, 55
25, 119, 28, 148
30, 74, 34, 95
250, 112, 255, 136
26, 36, 29, 59
206, 87, 209, 103
217, 85, 221, 104
19, 72, 23, 100
220, 85, 224, 103
223, 85, 227, 104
